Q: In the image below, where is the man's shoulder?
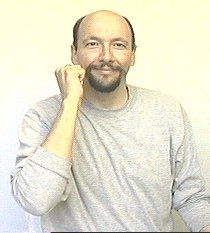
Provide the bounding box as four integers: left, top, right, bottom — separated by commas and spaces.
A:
129, 85, 183, 115
26, 94, 62, 121
130, 85, 180, 105
35, 94, 62, 111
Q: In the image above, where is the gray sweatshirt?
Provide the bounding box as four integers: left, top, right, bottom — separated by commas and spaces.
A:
11, 85, 210, 232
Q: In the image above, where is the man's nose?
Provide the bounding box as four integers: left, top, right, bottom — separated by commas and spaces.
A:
99, 45, 114, 62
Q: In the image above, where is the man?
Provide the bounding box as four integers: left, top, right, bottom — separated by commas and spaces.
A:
11, 10, 210, 232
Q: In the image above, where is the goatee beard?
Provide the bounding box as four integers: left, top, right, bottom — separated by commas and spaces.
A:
85, 62, 127, 93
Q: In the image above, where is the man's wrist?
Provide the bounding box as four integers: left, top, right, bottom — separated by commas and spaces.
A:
62, 95, 81, 108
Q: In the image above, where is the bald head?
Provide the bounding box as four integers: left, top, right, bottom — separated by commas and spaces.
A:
73, 10, 136, 51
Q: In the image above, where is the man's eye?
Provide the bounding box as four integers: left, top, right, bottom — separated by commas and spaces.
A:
113, 43, 126, 48
86, 42, 99, 47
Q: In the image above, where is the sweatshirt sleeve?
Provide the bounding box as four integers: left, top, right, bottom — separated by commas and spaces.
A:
171, 105, 210, 232
10, 102, 73, 216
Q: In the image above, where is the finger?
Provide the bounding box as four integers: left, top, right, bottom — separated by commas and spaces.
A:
65, 64, 81, 69
56, 65, 85, 83
63, 65, 84, 73
63, 65, 85, 78
55, 67, 61, 77
78, 69, 86, 80
55, 66, 66, 78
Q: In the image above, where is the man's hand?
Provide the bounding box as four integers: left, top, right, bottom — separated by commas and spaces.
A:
55, 64, 85, 101
41, 65, 86, 159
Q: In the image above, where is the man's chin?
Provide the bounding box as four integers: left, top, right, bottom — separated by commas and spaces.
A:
87, 76, 121, 93
90, 83, 120, 93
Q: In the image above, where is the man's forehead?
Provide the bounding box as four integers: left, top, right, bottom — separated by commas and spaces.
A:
83, 10, 125, 23
78, 11, 131, 38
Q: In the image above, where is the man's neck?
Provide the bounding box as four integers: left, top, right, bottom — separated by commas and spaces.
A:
82, 83, 129, 110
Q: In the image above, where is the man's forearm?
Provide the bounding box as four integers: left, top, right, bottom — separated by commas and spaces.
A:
42, 97, 80, 160
11, 97, 77, 216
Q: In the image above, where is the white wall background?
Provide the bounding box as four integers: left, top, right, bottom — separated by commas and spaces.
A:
1, 0, 210, 232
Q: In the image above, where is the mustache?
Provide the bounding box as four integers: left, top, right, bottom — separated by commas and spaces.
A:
86, 62, 124, 72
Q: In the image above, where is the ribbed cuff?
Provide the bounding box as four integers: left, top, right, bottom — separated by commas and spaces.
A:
180, 204, 210, 232
191, 214, 210, 232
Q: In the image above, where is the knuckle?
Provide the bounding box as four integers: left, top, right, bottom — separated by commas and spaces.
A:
55, 67, 65, 78
55, 68, 60, 76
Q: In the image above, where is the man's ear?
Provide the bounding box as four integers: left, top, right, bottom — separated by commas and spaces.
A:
130, 46, 136, 66
130, 59, 135, 66
71, 45, 79, 65
130, 52, 136, 66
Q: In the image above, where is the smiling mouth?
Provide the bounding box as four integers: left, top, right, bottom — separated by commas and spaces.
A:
92, 68, 117, 74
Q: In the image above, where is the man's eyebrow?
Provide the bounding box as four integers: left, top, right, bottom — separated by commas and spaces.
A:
82, 36, 102, 44
111, 38, 129, 45
82, 36, 129, 45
